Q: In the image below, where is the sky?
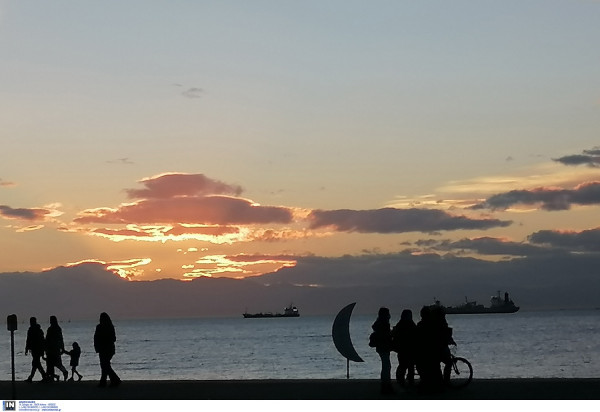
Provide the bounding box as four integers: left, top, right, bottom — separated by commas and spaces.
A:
1, 1, 600, 288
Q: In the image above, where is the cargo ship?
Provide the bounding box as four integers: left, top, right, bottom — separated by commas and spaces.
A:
243, 303, 300, 318
432, 291, 519, 314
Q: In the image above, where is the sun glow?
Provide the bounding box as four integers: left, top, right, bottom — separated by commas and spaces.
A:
60, 258, 152, 280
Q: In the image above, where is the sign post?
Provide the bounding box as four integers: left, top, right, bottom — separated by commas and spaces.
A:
7, 314, 18, 400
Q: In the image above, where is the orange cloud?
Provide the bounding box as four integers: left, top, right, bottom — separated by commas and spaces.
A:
73, 224, 248, 244
182, 253, 298, 279
125, 173, 242, 199
226, 253, 298, 264
167, 224, 240, 237
61, 258, 152, 280
75, 173, 293, 230
74, 196, 293, 225
15, 225, 45, 232
248, 228, 331, 242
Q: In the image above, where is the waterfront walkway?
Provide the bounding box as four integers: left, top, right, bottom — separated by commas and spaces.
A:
1, 378, 599, 400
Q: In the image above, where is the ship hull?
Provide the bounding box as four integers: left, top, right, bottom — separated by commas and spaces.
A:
243, 304, 300, 318
432, 291, 520, 315
443, 306, 519, 314
242, 313, 300, 318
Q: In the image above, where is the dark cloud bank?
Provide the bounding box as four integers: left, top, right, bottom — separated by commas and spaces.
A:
553, 147, 600, 168
472, 147, 600, 211
309, 208, 511, 233
1, 251, 599, 321
0, 205, 52, 221
473, 182, 600, 211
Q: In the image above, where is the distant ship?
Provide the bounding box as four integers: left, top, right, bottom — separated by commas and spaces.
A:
432, 291, 519, 314
243, 303, 300, 318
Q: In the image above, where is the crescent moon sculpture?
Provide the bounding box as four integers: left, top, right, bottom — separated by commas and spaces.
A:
332, 302, 364, 378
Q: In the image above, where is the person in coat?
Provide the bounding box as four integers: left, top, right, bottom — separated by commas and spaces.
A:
45, 315, 68, 381
25, 317, 47, 382
372, 307, 394, 394
94, 312, 121, 387
391, 309, 417, 386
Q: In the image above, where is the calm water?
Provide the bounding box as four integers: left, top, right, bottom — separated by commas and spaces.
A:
2, 310, 599, 381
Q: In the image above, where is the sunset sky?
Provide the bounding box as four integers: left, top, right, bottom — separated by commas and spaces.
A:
1, 1, 599, 283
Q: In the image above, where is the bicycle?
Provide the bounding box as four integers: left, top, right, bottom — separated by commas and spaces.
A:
400, 346, 473, 389
443, 346, 473, 388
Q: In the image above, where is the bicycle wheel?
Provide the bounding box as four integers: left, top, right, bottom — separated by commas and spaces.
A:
447, 357, 472, 388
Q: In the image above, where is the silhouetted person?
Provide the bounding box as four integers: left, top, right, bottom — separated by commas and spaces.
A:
94, 312, 121, 387
430, 305, 456, 383
64, 342, 83, 381
372, 307, 394, 395
391, 309, 417, 387
24, 317, 47, 382
415, 305, 442, 392
45, 315, 68, 381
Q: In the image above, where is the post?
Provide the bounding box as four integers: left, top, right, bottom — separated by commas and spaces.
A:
7, 314, 18, 400
346, 359, 350, 379
11, 329, 15, 398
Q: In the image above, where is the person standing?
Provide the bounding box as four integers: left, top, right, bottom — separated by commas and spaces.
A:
430, 305, 456, 383
45, 315, 69, 381
391, 309, 417, 387
94, 312, 121, 387
371, 307, 394, 395
24, 317, 47, 382
415, 305, 445, 392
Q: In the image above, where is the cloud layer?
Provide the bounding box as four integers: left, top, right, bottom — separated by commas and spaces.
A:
125, 173, 242, 199
471, 148, 600, 211
3, 146, 600, 282
116, 174, 283, 225
473, 181, 600, 211
415, 236, 549, 257
308, 208, 512, 233
528, 228, 600, 252
0, 205, 59, 221
75, 196, 294, 225
553, 148, 600, 168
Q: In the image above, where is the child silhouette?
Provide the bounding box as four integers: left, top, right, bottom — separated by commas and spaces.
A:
64, 342, 83, 381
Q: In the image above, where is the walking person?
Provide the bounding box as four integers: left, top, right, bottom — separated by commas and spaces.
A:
64, 342, 83, 381
24, 317, 47, 382
45, 315, 69, 381
371, 307, 394, 395
94, 312, 121, 387
391, 309, 417, 387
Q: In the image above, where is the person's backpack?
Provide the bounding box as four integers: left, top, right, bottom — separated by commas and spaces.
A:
368, 331, 378, 348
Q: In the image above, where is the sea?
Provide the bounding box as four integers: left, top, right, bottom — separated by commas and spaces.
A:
2, 310, 599, 381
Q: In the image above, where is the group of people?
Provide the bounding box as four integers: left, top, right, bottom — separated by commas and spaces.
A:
371, 305, 455, 395
24, 312, 121, 387
25, 315, 78, 383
